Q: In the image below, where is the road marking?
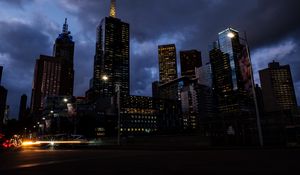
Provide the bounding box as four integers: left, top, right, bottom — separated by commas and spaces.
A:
17, 159, 82, 168
0, 150, 154, 171
2, 157, 99, 170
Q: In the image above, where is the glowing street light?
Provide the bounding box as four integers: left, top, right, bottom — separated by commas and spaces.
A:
63, 98, 68, 103
227, 32, 235, 38
102, 75, 108, 81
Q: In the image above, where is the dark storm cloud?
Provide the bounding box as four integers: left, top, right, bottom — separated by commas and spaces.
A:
58, 0, 300, 101
2, 0, 300, 118
72, 38, 95, 96
1, 0, 35, 7
0, 18, 58, 117
59, 0, 300, 46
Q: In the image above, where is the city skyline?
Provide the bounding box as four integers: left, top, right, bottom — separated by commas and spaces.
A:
0, 0, 299, 118
1, 1, 300, 173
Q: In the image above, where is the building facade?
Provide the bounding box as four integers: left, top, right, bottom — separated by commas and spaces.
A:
259, 61, 298, 112
52, 18, 75, 96
31, 20, 75, 116
42, 96, 75, 134
159, 77, 191, 101
18, 94, 27, 121
209, 47, 238, 113
90, 4, 130, 99
0, 66, 2, 85
0, 86, 7, 127
211, 28, 254, 114
180, 50, 202, 78
0, 66, 7, 127
152, 81, 160, 98
180, 84, 198, 129
154, 98, 183, 134
158, 44, 178, 84
121, 96, 159, 136
195, 63, 213, 88
31, 55, 64, 114
218, 28, 242, 91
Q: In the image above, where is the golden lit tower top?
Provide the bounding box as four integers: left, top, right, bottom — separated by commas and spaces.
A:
110, 0, 116, 18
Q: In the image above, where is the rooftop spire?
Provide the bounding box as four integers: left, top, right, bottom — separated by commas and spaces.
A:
110, 0, 116, 18
62, 18, 69, 34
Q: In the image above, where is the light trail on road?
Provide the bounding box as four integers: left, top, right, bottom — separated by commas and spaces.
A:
22, 140, 89, 147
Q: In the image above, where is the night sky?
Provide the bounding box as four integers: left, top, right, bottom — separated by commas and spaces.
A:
0, 0, 299, 118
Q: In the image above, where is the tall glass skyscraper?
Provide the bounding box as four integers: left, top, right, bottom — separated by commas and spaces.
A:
209, 46, 239, 113
91, 0, 130, 98
214, 28, 255, 113
218, 28, 241, 91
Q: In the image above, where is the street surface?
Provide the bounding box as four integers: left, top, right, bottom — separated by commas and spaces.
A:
1, 148, 300, 174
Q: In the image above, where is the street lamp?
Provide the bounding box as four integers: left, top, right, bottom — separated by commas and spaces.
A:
115, 84, 121, 146
227, 31, 264, 147
102, 75, 121, 145
102, 75, 108, 81
224, 95, 228, 113
63, 98, 68, 103
24, 128, 27, 138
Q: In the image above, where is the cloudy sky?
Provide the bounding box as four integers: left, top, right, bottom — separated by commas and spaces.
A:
0, 0, 299, 118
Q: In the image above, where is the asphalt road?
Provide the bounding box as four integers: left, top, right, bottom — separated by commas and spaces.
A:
1, 148, 300, 175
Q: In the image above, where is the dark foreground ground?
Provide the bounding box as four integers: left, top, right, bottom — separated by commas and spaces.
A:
1, 147, 300, 175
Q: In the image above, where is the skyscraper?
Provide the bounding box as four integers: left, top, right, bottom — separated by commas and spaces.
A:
214, 28, 254, 113
31, 19, 75, 115
180, 83, 198, 129
180, 50, 202, 78
0, 66, 7, 126
195, 63, 213, 88
207, 29, 259, 145
19, 94, 27, 121
218, 28, 242, 91
31, 55, 63, 113
0, 66, 3, 85
0, 88, 7, 126
91, 0, 130, 99
53, 18, 75, 96
209, 46, 237, 113
152, 81, 160, 98
158, 44, 178, 84
259, 61, 298, 112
